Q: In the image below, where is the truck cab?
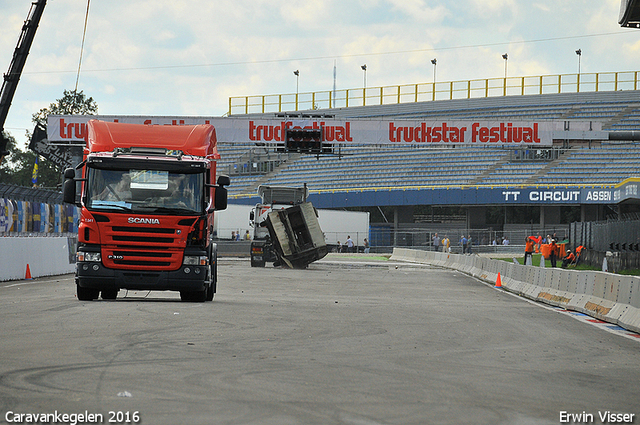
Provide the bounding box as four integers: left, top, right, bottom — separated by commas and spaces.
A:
63, 120, 229, 302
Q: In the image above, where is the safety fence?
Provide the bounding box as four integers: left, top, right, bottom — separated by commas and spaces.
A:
229, 70, 640, 115
570, 218, 640, 253
0, 198, 78, 235
0, 184, 78, 235
570, 218, 640, 271
391, 248, 640, 334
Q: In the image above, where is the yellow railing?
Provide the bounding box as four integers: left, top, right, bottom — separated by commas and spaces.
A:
228, 70, 640, 116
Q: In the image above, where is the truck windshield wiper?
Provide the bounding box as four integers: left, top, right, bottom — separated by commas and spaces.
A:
137, 206, 199, 215
90, 201, 132, 211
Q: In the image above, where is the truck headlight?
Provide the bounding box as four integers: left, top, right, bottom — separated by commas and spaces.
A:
183, 255, 208, 266
78, 252, 101, 262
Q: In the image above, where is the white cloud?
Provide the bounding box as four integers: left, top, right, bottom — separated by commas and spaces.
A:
385, 0, 450, 23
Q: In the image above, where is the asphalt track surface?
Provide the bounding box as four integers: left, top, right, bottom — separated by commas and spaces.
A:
0, 255, 639, 425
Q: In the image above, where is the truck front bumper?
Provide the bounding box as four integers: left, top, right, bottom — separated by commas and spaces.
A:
76, 262, 208, 292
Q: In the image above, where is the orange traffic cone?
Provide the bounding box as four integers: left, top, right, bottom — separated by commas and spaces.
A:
494, 272, 502, 288
25, 264, 32, 280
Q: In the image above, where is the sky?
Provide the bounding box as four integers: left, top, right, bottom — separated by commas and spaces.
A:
1, 0, 640, 148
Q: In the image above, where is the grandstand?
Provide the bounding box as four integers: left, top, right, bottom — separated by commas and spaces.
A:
222, 89, 640, 196
218, 86, 640, 248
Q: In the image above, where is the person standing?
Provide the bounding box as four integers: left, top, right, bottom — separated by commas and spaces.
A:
346, 235, 354, 253
363, 238, 370, 254
549, 239, 558, 267
534, 232, 542, 253
460, 235, 467, 254
466, 235, 473, 254
524, 236, 535, 265
575, 245, 585, 265
442, 235, 450, 253
432, 233, 441, 252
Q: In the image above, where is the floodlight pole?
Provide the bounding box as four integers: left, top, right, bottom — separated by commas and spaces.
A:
361, 64, 367, 106
502, 53, 508, 96
431, 58, 437, 101
575, 49, 582, 92
294, 70, 299, 110
361, 64, 367, 89
431, 58, 437, 82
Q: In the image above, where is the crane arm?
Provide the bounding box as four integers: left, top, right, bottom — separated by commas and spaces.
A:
0, 0, 47, 164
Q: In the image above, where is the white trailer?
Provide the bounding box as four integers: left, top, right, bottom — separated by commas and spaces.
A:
316, 209, 370, 247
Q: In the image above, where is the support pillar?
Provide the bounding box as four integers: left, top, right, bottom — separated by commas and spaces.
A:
467, 206, 487, 229
540, 205, 561, 229
393, 206, 414, 247
580, 204, 602, 222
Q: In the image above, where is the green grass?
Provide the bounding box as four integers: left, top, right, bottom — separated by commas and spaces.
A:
618, 269, 640, 276
498, 253, 548, 267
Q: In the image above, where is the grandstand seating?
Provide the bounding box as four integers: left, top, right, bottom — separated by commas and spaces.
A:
220, 90, 640, 197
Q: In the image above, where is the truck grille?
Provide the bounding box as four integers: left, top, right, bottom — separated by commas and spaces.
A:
102, 225, 183, 270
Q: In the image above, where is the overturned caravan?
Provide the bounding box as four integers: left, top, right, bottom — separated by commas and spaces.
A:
263, 202, 328, 269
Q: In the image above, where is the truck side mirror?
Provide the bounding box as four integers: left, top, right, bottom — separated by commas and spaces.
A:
214, 186, 228, 211
207, 175, 230, 212
217, 175, 230, 186
62, 168, 77, 205
249, 210, 254, 221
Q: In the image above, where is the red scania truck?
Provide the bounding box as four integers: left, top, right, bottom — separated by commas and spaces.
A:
63, 120, 229, 302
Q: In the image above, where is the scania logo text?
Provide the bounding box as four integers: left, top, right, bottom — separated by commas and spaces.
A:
128, 217, 160, 224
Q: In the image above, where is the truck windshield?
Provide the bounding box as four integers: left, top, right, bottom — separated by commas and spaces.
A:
86, 168, 204, 214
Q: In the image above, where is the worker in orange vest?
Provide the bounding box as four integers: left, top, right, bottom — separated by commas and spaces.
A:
549, 239, 558, 267
562, 250, 576, 268
575, 245, 585, 266
524, 236, 535, 265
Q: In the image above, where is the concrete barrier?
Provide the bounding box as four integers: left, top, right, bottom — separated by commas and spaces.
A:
0, 237, 75, 281
391, 248, 640, 334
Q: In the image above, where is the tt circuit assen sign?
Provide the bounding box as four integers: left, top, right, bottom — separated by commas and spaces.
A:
500, 189, 613, 204
305, 187, 617, 209
47, 115, 574, 146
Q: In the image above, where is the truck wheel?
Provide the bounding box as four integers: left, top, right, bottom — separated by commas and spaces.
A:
206, 250, 218, 301
205, 265, 214, 301
77, 286, 99, 301
205, 244, 218, 301
101, 289, 118, 300
251, 258, 265, 267
180, 290, 206, 302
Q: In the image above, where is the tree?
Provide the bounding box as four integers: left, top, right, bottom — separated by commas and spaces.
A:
0, 90, 98, 188
0, 132, 21, 184
31, 89, 98, 128
0, 131, 63, 188
30, 90, 98, 188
